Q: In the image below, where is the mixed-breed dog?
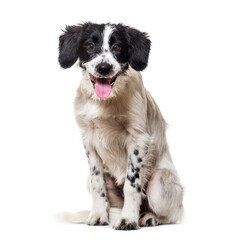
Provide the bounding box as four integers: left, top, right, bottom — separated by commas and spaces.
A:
58, 22, 184, 230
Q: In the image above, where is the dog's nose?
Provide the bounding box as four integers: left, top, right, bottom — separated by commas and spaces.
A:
96, 63, 113, 75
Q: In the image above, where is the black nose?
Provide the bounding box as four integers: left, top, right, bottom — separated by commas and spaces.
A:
96, 63, 113, 75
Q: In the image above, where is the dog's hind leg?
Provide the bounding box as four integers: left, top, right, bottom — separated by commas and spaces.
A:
146, 168, 184, 224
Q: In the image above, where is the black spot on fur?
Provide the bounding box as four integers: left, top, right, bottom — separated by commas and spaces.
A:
127, 175, 135, 184
136, 185, 141, 193
115, 219, 138, 230
118, 219, 126, 228
134, 149, 139, 156
94, 218, 100, 225
137, 157, 142, 163
146, 218, 153, 226
134, 172, 140, 179
92, 166, 100, 176
101, 192, 105, 197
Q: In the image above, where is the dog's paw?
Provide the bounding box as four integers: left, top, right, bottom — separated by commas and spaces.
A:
88, 212, 109, 226
139, 212, 159, 227
113, 218, 140, 230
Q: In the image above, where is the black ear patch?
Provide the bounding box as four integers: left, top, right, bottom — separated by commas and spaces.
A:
126, 27, 151, 71
58, 25, 83, 68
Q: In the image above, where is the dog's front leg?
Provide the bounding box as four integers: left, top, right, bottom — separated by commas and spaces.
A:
114, 135, 155, 230
85, 145, 109, 225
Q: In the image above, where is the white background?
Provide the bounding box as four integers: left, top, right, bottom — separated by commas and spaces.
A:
0, 0, 226, 239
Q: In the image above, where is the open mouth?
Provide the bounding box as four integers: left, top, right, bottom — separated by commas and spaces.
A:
89, 74, 117, 99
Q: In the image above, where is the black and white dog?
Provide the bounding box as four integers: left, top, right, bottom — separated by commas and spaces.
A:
58, 22, 183, 230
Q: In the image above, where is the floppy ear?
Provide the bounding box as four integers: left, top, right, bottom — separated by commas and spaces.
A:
126, 27, 151, 71
58, 25, 83, 68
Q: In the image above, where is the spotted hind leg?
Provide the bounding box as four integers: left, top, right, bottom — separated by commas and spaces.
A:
146, 168, 184, 224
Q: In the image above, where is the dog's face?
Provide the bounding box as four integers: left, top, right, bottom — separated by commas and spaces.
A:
59, 22, 151, 99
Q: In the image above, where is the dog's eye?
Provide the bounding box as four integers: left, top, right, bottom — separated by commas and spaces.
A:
112, 44, 121, 52
87, 42, 95, 50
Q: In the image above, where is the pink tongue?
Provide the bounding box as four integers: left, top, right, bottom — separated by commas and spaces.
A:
95, 78, 112, 99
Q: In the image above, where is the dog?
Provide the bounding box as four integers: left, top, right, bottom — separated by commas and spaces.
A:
58, 22, 184, 230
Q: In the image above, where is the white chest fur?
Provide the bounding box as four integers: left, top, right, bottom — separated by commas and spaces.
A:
75, 99, 129, 185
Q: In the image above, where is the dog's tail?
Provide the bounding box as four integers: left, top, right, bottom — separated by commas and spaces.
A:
56, 208, 122, 225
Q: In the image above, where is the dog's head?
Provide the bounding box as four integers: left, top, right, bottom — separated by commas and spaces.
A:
58, 22, 151, 99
